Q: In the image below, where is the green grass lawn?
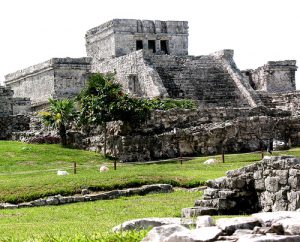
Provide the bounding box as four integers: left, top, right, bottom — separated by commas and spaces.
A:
0, 190, 199, 241
1, 141, 300, 241
0, 141, 299, 203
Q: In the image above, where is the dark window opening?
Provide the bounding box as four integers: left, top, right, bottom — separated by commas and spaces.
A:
148, 40, 156, 53
136, 40, 143, 50
160, 40, 169, 54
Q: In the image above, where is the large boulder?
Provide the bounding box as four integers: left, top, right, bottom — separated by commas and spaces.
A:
143, 225, 222, 242
164, 226, 222, 242
141, 224, 190, 242
275, 218, 300, 235
216, 217, 261, 235
252, 211, 300, 227
113, 217, 191, 232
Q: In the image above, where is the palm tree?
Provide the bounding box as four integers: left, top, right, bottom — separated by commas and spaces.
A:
39, 98, 75, 146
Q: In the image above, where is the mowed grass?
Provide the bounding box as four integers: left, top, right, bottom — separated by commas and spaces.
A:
1, 141, 300, 203
1, 141, 300, 241
0, 190, 199, 241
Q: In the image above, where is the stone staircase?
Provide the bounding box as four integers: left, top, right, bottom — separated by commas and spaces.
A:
149, 55, 249, 107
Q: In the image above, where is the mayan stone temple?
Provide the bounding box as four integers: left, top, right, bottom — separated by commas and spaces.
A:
1, 19, 300, 161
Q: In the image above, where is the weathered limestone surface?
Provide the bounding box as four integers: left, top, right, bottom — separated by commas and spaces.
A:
0, 86, 30, 139
67, 107, 299, 162
242, 61, 297, 93
259, 91, 300, 114
12, 97, 31, 115
93, 50, 169, 98
86, 19, 189, 61
0, 115, 30, 140
13, 106, 300, 162
113, 218, 190, 232
3, 18, 298, 113
4, 57, 91, 106
114, 212, 300, 242
212, 50, 263, 107
0, 86, 13, 117
184, 156, 300, 216
93, 49, 262, 107
151, 50, 252, 107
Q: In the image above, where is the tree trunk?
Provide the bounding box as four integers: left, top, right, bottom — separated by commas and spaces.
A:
59, 124, 67, 146
104, 122, 107, 156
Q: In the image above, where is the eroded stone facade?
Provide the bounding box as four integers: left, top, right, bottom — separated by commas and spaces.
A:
3, 19, 298, 109
0, 86, 30, 139
5, 58, 91, 107
242, 60, 297, 93
85, 19, 188, 61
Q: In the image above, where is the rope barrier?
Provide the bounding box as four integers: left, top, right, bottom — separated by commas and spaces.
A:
0, 150, 287, 176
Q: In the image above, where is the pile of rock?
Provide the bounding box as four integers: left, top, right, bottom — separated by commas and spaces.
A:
114, 211, 300, 241
182, 156, 300, 217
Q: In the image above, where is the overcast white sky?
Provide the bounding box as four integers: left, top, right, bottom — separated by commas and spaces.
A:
0, 0, 299, 88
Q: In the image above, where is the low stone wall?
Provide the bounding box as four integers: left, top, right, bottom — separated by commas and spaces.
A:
68, 107, 298, 162
183, 156, 300, 216
13, 107, 300, 162
0, 184, 172, 209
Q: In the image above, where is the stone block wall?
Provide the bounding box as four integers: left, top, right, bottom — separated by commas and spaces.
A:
242, 60, 297, 93
0, 115, 30, 140
192, 156, 300, 215
86, 19, 188, 61
12, 106, 300, 162
0, 86, 30, 139
92, 50, 169, 98
259, 91, 300, 114
62, 107, 297, 162
5, 58, 92, 106
13, 97, 31, 115
0, 86, 13, 117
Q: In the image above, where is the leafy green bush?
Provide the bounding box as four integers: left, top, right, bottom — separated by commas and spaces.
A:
77, 73, 197, 127
144, 97, 196, 111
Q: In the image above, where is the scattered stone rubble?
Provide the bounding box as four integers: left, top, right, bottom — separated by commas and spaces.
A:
0, 184, 172, 209
114, 212, 300, 242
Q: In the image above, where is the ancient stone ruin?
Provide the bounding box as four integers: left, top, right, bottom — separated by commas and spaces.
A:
0, 86, 30, 139
1, 19, 300, 161
110, 156, 300, 241
182, 156, 300, 217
